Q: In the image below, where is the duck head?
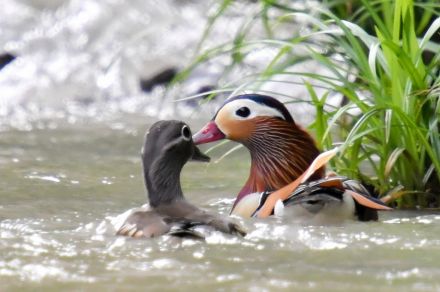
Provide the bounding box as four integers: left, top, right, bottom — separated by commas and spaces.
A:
193, 94, 324, 208
193, 94, 295, 143
143, 120, 210, 207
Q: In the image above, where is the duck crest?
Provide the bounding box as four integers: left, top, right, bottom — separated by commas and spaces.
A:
234, 117, 324, 207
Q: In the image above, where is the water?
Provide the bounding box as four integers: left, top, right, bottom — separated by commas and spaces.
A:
2, 1, 440, 291
1, 118, 440, 291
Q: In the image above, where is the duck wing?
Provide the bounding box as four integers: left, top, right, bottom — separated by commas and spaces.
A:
252, 177, 391, 221
116, 210, 207, 239
250, 179, 346, 217
116, 210, 171, 238
156, 200, 247, 237
283, 187, 346, 215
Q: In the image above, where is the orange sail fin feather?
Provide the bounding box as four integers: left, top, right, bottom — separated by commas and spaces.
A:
346, 190, 392, 211
255, 148, 339, 218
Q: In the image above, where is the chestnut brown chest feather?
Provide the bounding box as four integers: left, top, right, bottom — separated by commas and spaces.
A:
235, 118, 324, 205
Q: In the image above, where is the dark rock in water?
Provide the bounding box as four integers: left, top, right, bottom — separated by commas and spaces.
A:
140, 67, 178, 92
184, 85, 218, 107
139, 66, 221, 107
196, 85, 217, 99
139, 66, 224, 109
0, 53, 15, 70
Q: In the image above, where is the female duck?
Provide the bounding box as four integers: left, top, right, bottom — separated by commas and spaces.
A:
192, 94, 391, 222
117, 120, 246, 238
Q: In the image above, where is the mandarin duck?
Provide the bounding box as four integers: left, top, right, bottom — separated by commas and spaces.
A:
116, 120, 246, 239
193, 94, 391, 222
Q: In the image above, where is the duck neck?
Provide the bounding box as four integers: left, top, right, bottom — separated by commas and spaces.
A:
143, 158, 185, 208
235, 118, 324, 206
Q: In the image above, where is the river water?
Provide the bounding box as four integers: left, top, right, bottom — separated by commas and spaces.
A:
2, 0, 440, 291
2, 118, 440, 291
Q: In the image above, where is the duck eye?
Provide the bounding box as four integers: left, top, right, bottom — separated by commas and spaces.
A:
236, 106, 250, 118
181, 125, 191, 141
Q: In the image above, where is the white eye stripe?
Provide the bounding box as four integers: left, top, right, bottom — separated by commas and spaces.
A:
221, 99, 285, 120
181, 125, 191, 141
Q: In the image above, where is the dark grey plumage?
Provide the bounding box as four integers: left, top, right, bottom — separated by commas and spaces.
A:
116, 120, 246, 239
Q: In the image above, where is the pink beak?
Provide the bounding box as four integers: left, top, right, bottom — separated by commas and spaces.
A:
192, 120, 226, 145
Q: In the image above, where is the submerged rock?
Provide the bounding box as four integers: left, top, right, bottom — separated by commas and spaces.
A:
0, 53, 15, 70
140, 67, 178, 92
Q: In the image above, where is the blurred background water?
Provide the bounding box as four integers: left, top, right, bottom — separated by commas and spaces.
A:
1, 0, 228, 127
0, 0, 331, 129
1, 0, 440, 291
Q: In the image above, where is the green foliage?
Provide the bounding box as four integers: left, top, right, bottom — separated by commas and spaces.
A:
185, 0, 440, 207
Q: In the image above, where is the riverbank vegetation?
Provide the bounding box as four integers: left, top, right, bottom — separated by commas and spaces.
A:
181, 0, 440, 208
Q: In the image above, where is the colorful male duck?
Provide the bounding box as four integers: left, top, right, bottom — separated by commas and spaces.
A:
193, 94, 391, 222
116, 120, 246, 238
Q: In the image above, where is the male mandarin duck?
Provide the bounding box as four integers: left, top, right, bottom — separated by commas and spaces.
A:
116, 120, 246, 239
192, 94, 391, 222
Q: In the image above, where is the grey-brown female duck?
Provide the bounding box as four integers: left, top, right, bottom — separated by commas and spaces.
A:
116, 120, 246, 238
